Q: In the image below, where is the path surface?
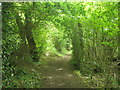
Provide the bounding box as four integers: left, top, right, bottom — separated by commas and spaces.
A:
41, 55, 86, 88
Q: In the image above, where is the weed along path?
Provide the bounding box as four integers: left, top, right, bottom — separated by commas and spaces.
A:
41, 55, 86, 88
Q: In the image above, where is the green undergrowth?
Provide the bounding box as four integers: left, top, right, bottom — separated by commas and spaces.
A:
3, 60, 43, 88
3, 71, 42, 88
74, 70, 119, 88
70, 58, 120, 88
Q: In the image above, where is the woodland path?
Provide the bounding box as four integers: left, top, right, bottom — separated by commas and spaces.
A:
41, 55, 86, 88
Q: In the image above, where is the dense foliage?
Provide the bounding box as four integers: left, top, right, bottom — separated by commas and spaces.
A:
2, 2, 120, 88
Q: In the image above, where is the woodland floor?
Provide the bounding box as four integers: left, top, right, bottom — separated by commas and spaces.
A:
41, 55, 87, 88
18, 55, 119, 88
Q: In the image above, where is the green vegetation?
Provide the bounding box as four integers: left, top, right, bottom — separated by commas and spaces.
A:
2, 2, 120, 88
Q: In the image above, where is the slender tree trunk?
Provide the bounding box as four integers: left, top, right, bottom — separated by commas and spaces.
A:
71, 21, 83, 70
24, 10, 39, 62
78, 22, 84, 65
16, 13, 26, 44
118, 1, 120, 85
72, 22, 80, 69
118, 2, 120, 59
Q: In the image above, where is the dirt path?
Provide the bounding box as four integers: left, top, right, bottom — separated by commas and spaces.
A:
41, 55, 86, 88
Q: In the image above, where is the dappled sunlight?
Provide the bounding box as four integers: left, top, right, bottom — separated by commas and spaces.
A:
67, 74, 72, 77
58, 83, 65, 87
56, 68, 63, 71
48, 76, 52, 79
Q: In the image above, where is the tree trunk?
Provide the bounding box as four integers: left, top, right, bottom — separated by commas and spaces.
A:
16, 13, 26, 44
71, 21, 83, 70
118, 1, 120, 85
24, 10, 39, 62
